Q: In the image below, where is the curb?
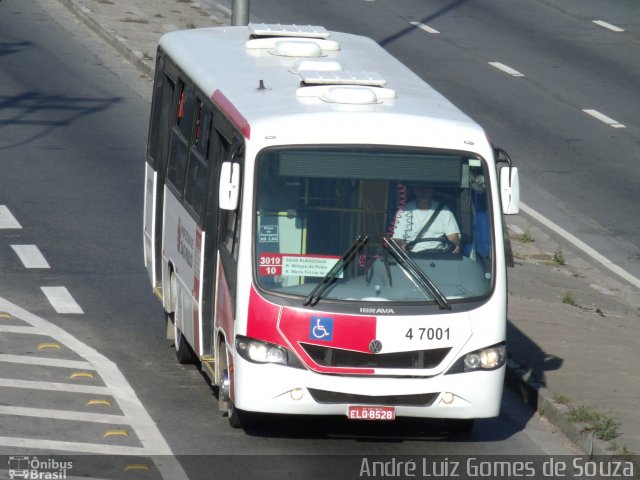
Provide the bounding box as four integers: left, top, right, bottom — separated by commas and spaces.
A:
505, 359, 637, 462
55, 0, 155, 78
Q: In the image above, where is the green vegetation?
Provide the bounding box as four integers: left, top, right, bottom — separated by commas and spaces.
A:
519, 228, 535, 243
562, 292, 576, 306
552, 248, 566, 265
568, 405, 620, 441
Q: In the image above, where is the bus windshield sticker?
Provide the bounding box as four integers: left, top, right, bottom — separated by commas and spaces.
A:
259, 253, 341, 277
259, 225, 279, 243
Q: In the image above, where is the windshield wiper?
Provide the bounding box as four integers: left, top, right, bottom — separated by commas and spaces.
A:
383, 237, 450, 310
303, 235, 369, 307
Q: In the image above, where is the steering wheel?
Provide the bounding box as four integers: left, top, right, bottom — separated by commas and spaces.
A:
405, 236, 457, 254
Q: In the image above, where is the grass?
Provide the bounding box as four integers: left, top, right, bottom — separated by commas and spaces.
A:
519, 228, 535, 243
568, 405, 620, 441
562, 292, 576, 306
552, 248, 566, 265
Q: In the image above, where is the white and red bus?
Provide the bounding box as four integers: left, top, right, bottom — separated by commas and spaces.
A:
143, 24, 520, 430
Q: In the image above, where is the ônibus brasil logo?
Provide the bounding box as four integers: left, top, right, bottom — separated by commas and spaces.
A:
8, 456, 73, 479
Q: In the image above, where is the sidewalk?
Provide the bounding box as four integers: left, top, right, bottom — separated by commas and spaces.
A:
46, 0, 640, 458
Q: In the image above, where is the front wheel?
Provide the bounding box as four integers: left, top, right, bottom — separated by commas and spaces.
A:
217, 340, 251, 428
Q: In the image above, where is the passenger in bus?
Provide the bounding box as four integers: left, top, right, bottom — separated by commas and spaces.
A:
392, 185, 461, 254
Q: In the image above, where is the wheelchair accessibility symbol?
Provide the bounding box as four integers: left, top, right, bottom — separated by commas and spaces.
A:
309, 317, 334, 341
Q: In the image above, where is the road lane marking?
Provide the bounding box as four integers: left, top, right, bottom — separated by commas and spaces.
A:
582, 109, 626, 128
489, 62, 524, 77
0, 405, 129, 425
41, 287, 84, 314
0, 325, 38, 334
11, 245, 51, 269
0, 377, 111, 394
0, 297, 189, 480
0, 205, 22, 229
520, 203, 640, 289
0, 435, 151, 455
410, 21, 440, 34
0, 353, 95, 370
593, 20, 624, 32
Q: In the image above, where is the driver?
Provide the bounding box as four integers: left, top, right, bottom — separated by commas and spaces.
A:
392, 185, 461, 254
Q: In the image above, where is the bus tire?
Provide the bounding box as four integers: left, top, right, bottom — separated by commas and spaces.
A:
175, 323, 196, 364
218, 340, 251, 428
444, 418, 475, 434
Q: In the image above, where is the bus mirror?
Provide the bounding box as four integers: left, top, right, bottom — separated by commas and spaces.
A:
219, 162, 241, 210
499, 166, 520, 215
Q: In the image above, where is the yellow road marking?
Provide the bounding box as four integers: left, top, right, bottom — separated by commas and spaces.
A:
37, 342, 61, 350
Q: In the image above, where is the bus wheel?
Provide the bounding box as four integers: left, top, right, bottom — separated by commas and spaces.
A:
174, 323, 196, 364
218, 340, 249, 428
444, 418, 475, 434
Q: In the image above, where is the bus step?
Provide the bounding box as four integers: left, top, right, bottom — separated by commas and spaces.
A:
201, 357, 216, 382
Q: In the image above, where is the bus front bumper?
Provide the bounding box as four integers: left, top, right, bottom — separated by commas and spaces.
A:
232, 355, 504, 419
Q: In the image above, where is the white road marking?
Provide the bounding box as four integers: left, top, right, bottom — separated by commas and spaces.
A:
0, 325, 38, 335
0, 377, 110, 394
410, 21, 440, 34
0, 297, 189, 480
10, 245, 50, 269
520, 203, 640, 289
489, 62, 524, 77
582, 109, 626, 128
0, 405, 129, 424
40, 287, 84, 314
0, 435, 150, 455
0, 353, 95, 370
0, 205, 22, 229
593, 20, 624, 32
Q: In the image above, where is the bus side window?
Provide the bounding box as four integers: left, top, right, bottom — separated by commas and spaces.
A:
147, 56, 174, 169
166, 82, 196, 194
184, 102, 211, 217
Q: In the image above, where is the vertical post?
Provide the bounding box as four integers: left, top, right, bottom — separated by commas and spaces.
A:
231, 0, 250, 26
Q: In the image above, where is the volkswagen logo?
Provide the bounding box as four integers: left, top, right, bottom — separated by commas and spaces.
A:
369, 339, 383, 354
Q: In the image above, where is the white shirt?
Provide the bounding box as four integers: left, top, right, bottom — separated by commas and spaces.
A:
393, 200, 460, 252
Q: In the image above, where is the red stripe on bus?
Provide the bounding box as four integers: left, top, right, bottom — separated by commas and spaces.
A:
211, 90, 251, 139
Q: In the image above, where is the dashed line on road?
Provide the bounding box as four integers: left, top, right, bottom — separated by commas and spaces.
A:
410, 21, 440, 34
592, 20, 624, 32
11, 245, 51, 269
582, 109, 626, 128
0, 205, 22, 229
489, 62, 524, 77
41, 287, 84, 314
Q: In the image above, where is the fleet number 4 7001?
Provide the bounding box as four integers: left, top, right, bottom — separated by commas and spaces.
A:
405, 327, 450, 341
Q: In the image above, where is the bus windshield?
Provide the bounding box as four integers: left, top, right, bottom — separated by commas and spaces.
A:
254, 147, 494, 304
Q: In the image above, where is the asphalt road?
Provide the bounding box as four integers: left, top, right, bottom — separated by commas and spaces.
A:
0, 0, 585, 476
207, 0, 640, 285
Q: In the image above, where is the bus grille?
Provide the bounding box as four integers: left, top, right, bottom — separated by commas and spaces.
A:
308, 389, 438, 406
301, 343, 451, 369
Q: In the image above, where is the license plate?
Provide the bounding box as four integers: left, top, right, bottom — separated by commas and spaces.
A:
347, 405, 395, 421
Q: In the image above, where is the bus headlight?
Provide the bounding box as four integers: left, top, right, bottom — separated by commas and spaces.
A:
464, 345, 506, 371
236, 336, 305, 369
445, 343, 506, 374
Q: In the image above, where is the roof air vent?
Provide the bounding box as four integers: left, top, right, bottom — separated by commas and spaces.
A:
289, 60, 343, 74
321, 86, 381, 105
298, 70, 387, 87
249, 23, 331, 39
270, 40, 324, 58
